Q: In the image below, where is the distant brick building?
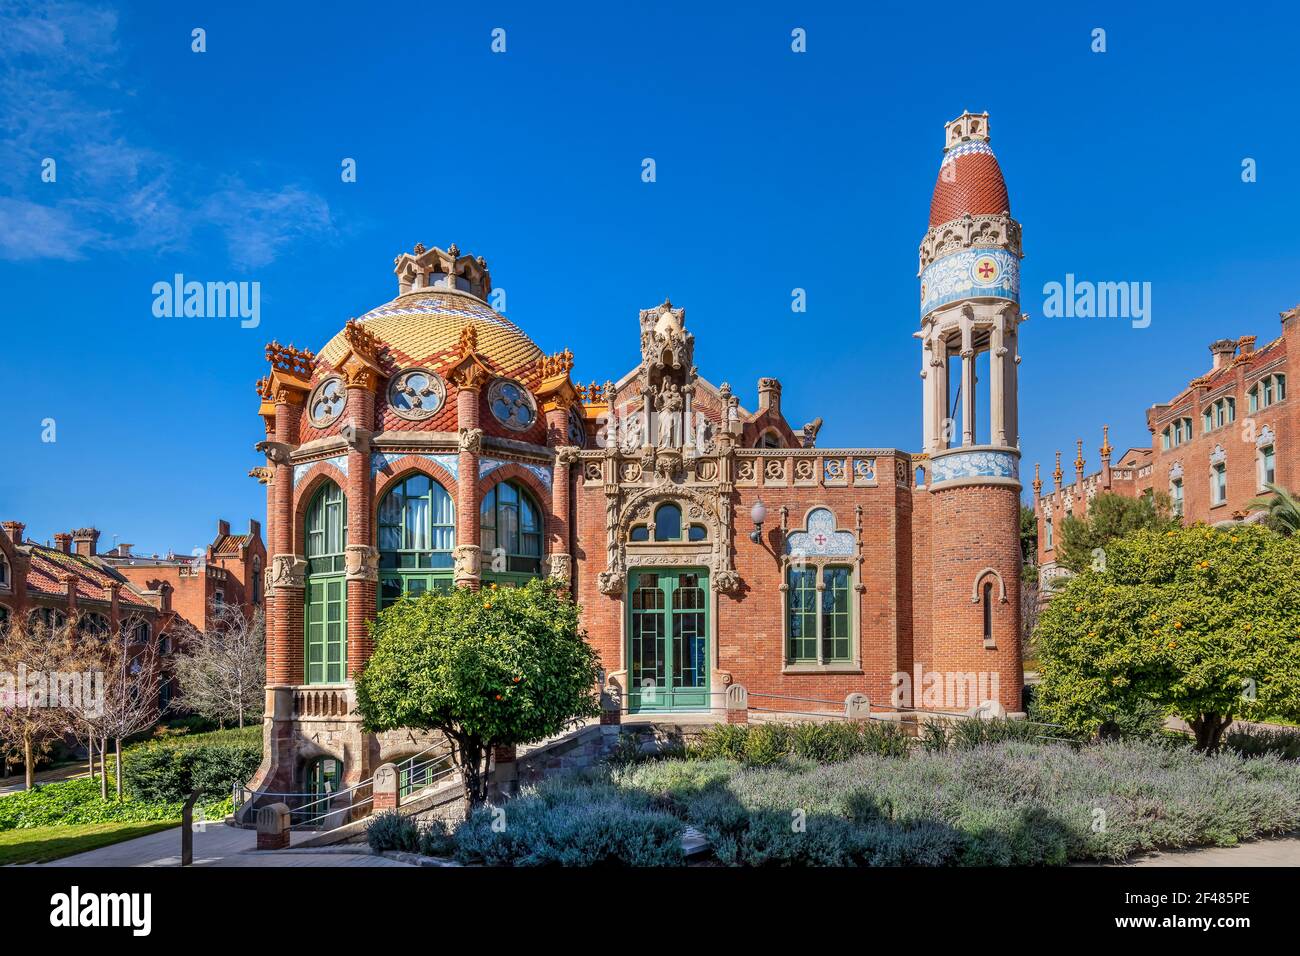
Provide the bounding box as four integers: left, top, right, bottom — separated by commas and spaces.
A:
248, 113, 1026, 801
0, 519, 265, 706
1033, 307, 1299, 583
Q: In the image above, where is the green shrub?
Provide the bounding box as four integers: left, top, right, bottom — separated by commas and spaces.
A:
366, 811, 420, 853
453, 772, 685, 866
123, 739, 261, 803
609, 738, 1300, 865
1226, 726, 1300, 760
687, 721, 910, 766
419, 819, 456, 857
921, 716, 1061, 752
0, 777, 230, 830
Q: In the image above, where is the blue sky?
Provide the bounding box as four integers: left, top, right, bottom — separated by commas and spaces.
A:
1, 0, 1297, 554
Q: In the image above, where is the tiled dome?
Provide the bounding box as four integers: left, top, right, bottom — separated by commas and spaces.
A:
317, 287, 542, 375
928, 139, 1010, 227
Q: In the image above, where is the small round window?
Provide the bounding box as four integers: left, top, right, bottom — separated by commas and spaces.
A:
488, 379, 537, 431
388, 368, 446, 421
308, 376, 347, 428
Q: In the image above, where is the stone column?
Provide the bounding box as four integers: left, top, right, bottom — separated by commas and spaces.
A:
932, 331, 949, 452
990, 312, 1006, 447
453, 371, 483, 589
344, 374, 378, 678
960, 313, 976, 447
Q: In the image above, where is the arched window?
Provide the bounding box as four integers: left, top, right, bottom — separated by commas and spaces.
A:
79, 612, 110, 639
0, 551, 8, 589
306, 483, 347, 574
0, 605, 9, 636
982, 581, 994, 646
252, 555, 262, 606
1258, 443, 1276, 490
481, 480, 543, 581
653, 504, 681, 541
29, 607, 67, 631
305, 481, 347, 684
628, 502, 707, 543
378, 474, 455, 608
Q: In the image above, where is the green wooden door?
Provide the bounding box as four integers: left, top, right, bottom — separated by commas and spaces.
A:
628, 569, 709, 711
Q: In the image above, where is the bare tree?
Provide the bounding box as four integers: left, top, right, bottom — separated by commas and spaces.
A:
172, 604, 265, 729
97, 618, 166, 799
0, 619, 96, 790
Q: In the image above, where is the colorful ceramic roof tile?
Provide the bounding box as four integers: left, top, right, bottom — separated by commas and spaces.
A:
23, 545, 151, 608
930, 138, 1010, 226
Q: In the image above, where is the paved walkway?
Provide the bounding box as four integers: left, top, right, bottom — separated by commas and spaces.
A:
0, 764, 90, 796
1119, 835, 1300, 867
37, 823, 411, 867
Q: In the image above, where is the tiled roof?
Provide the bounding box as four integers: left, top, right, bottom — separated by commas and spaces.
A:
1162, 336, 1285, 415
318, 289, 543, 376
23, 545, 151, 608
929, 140, 1010, 227
212, 533, 250, 555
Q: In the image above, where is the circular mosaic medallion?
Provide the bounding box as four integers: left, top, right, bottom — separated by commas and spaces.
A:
308, 376, 347, 427
388, 368, 447, 421
970, 254, 1001, 286
488, 379, 537, 431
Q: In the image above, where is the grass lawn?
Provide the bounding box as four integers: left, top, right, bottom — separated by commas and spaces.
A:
0, 820, 179, 865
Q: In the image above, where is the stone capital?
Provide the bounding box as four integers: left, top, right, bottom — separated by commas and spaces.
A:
458, 427, 483, 454
546, 552, 572, 583
267, 554, 308, 591
452, 545, 481, 586
344, 545, 379, 582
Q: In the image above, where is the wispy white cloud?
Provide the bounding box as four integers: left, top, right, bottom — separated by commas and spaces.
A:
0, 1, 334, 267
199, 180, 336, 270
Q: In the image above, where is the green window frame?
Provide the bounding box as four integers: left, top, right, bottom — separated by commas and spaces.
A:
481, 480, 543, 583
378, 474, 455, 609
787, 567, 818, 661
305, 482, 347, 684
786, 564, 853, 663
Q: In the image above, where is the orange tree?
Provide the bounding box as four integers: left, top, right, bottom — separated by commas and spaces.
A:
1035, 524, 1300, 750
356, 578, 601, 812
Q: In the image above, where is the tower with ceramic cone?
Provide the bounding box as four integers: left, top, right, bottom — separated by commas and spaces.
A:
916, 112, 1024, 711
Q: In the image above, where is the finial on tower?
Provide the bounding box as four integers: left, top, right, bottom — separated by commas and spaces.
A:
1100, 424, 1113, 461
1053, 451, 1062, 489
1032, 462, 1042, 495
1074, 439, 1085, 478
944, 111, 990, 149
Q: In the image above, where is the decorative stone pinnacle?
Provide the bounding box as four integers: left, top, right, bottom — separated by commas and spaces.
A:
1053, 451, 1063, 487
1100, 425, 1113, 459
1032, 462, 1042, 493
1075, 439, 1085, 475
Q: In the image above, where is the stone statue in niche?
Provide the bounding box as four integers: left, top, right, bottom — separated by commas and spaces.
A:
656, 383, 684, 448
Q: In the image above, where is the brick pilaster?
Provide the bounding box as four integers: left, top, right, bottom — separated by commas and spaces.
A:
455, 377, 483, 589
345, 382, 377, 677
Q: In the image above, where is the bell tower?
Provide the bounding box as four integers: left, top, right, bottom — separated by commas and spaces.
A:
917, 111, 1024, 712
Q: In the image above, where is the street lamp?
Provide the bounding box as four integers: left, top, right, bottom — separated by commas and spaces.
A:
749, 498, 767, 544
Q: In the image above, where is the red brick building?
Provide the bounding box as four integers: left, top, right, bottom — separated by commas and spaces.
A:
249, 113, 1025, 798
0, 519, 265, 707
1032, 308, 1299, 582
